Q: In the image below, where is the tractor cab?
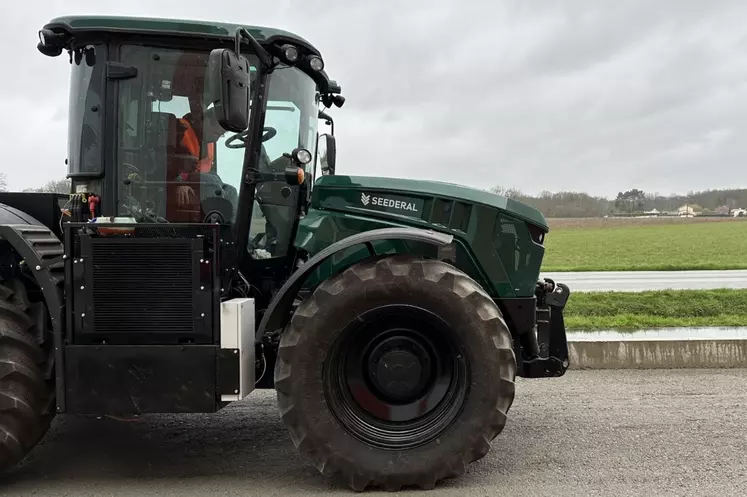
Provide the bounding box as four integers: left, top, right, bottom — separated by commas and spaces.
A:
38, 16, 344, 263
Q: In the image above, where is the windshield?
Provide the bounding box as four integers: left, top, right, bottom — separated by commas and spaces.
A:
216, 66, 319, 259
115, 44, 259, 226
68, 44, 106, 175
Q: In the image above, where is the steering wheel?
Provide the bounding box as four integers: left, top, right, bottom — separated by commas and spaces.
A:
225, 127, 277, 149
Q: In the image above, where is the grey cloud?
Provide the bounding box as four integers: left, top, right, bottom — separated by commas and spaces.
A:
2, 0, 746, 198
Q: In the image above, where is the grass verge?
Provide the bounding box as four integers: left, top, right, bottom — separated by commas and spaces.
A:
564, 289, 747, 330
542, 218, 747, 271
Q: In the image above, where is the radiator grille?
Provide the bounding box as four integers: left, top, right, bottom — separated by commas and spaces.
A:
90, 239, 196, 334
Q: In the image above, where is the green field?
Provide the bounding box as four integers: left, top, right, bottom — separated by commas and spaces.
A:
564, 289, 747, 330
542, 217, 747, 271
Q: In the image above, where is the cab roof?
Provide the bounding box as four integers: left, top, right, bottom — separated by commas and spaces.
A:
44, 15, 318, 52
41, 15, 341, 95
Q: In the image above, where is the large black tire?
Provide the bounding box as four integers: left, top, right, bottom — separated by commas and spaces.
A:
0, 279, 54, 471
275, 255, 517, 491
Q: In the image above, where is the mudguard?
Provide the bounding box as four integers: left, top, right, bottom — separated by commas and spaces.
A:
255, 227, 454, 341
0, 203, 66, 409
0, 201, 49, 226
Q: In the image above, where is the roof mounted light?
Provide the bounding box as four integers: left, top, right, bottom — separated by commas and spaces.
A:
309, 56, 324, 72
36, 28, 63, 57
281, 44, 299, 63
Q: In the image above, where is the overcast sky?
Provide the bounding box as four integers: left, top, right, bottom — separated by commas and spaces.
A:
3, 0, 746, 197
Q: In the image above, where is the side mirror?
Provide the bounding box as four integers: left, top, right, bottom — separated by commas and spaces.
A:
318, 133, 336, 175
207, 48, 250, 133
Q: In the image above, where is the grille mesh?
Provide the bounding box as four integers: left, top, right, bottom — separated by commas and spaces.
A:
90, 239, 196, 334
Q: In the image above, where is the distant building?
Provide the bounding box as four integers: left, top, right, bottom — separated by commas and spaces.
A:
678, 205, 696, 217
715, 206, 731, 216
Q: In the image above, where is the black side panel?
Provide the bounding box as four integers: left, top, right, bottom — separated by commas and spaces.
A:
0, 194, 66, 239
66, 224, 220, 345
64, 344, 217, 414
76, 237, 211, 343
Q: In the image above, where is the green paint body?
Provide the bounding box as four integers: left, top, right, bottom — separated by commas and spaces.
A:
297, 175, 549, 298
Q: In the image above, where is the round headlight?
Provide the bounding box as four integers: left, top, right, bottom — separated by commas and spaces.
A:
309, 56, 324, 72
293, 148, 312, 165
282, 45, 300, 63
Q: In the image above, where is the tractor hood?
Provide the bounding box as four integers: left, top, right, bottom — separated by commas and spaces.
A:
311, 175, 549, 232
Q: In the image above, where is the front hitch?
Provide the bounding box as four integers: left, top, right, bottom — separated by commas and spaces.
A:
521, 279, 571, 378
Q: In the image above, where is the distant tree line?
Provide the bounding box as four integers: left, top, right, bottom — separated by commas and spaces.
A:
0, 175, 71, 195
1, 173, 745, 219
21, 178, 72, 194
491, 185, 747, 217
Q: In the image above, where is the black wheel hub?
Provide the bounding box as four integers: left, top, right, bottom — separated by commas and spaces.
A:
324, 304, 469, 450
367, 336, 431, 402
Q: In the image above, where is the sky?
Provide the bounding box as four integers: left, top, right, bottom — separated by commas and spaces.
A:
2, 0, 746, 198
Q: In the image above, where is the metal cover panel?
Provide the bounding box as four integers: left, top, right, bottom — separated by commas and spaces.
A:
220, 298, 256, 401
64, 344, 218, 414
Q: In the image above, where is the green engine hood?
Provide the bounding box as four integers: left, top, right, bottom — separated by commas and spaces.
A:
310, 175, 549, 231
297, 174, 549, 298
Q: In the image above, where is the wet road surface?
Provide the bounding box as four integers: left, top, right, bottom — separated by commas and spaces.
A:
3, 369, 746, 496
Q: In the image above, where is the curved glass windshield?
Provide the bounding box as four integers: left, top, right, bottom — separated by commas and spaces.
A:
116, 44, 258, 227
216, 66, 319, 259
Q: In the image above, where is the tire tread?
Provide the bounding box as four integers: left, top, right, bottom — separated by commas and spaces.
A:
0, 279, 53, 471
275, 255, 517, 491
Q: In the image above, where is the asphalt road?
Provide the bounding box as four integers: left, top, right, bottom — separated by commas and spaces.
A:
3, 369, 746, 496
541, 269, 747, 292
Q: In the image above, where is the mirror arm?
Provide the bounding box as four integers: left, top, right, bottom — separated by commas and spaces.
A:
233, 68, 271, 261
318, 110, 335, 135
235, 27, 272, 67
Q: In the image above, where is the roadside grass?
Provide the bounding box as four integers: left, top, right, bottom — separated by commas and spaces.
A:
564, 289, 747, 330
542, 218, 747, 271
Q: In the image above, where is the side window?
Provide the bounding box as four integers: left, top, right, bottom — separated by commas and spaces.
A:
68, 44, 106, 174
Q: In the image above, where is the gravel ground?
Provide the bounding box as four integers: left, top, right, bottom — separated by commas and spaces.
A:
2, 369, 746, 496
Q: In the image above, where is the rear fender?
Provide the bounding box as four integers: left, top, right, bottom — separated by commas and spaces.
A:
255, 227, 454, 342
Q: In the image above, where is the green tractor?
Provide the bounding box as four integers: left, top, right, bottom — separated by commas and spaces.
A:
0, 15, 570, 491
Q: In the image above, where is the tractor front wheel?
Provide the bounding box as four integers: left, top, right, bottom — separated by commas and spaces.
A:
274, 255, 517, 491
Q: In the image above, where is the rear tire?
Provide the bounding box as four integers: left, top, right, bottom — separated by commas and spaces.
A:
0, 279, 53, 472
275, 255, 517, 491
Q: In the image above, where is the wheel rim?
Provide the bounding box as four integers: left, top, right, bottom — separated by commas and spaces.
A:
323, 304, 469, 450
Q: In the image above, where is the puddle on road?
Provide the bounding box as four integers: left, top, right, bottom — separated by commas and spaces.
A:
568, 327, 747, 342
